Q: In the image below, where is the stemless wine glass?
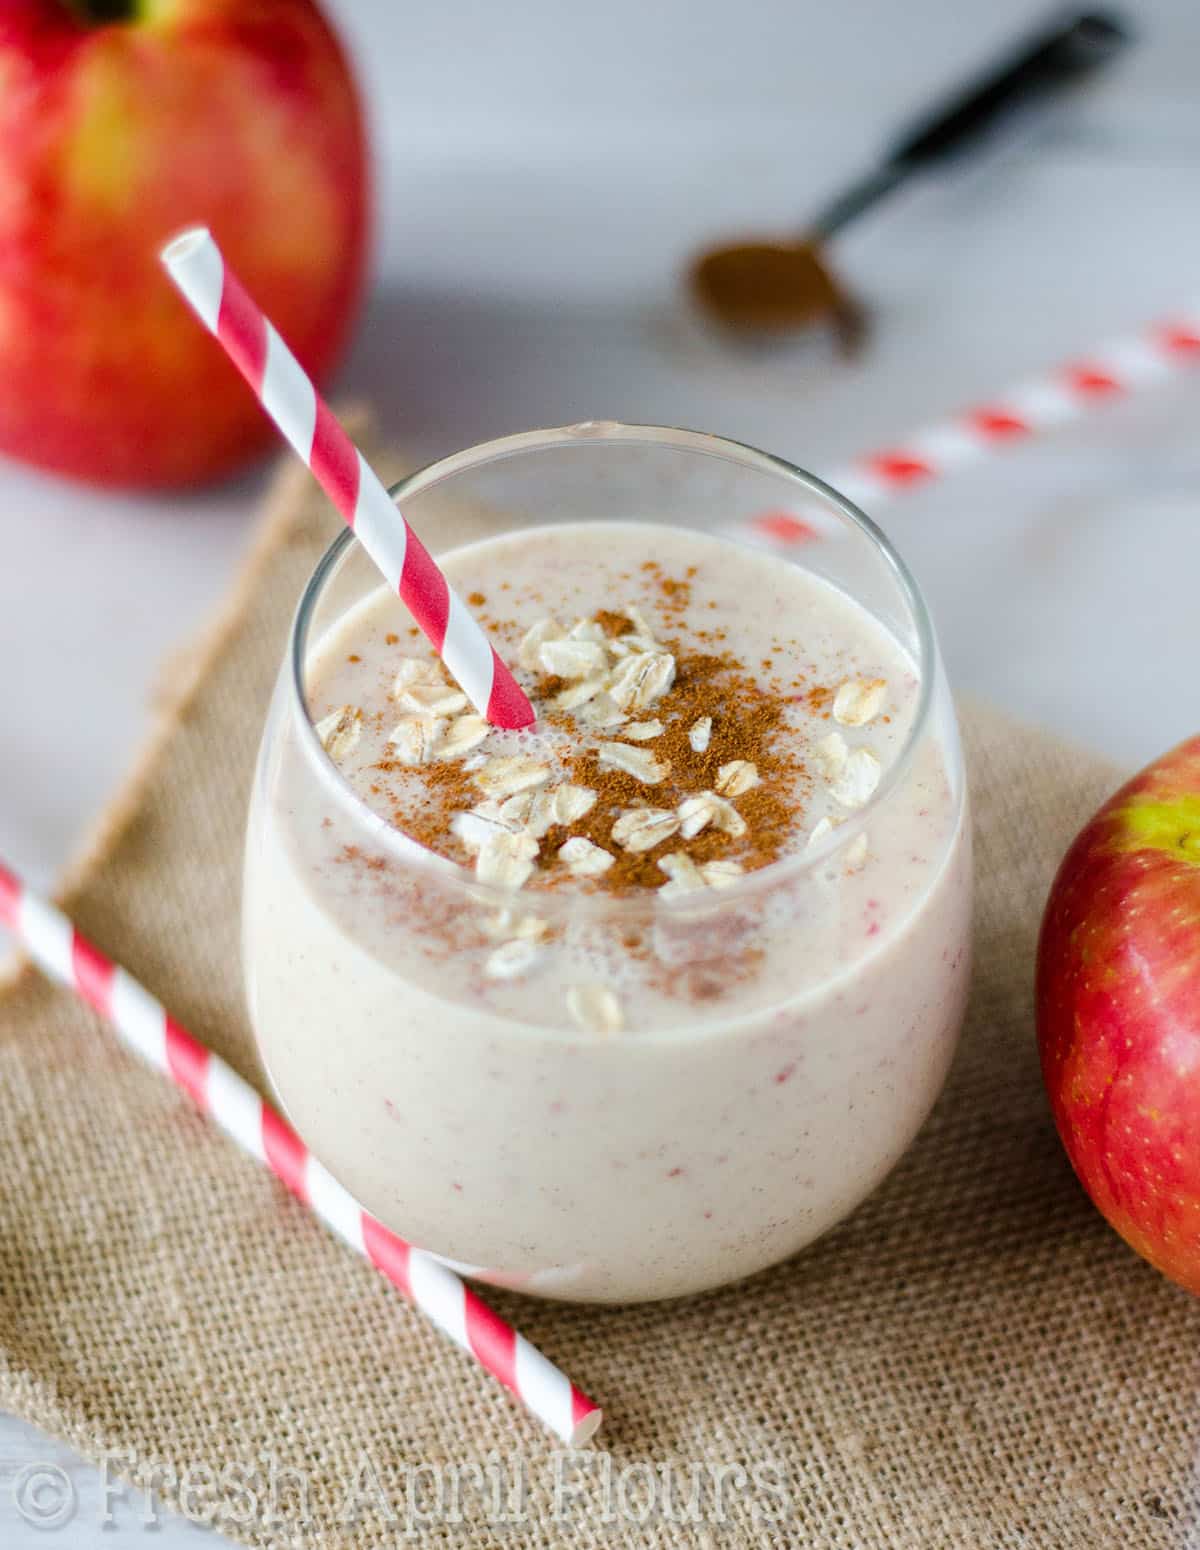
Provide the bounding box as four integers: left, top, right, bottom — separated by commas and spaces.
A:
243, 424, 972, 1304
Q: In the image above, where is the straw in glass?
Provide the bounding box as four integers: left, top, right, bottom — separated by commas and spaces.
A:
161, 227, 534, 730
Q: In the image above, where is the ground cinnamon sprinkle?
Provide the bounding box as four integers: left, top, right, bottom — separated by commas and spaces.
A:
556, 649, 802, 891
593, 609, 632, 638
307, 558, 908, 1019
372, 591, 814, 896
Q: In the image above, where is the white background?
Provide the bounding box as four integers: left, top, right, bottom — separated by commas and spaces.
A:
2, 0, 1199, 1541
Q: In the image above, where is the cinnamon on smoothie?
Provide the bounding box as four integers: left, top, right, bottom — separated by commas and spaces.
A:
310, 532, 905, 909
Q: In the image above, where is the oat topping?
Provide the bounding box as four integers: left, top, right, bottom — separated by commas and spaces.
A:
392, 657, 448, 698
844, 831, 870, 870
499, 785, 593, 841
833, 676, 887, 727
497, 790, 536, 827
611, 808, 681, 853
474, 755, 553, 799
608, 634, 655, 659
333, 594, 898, 904
539, 637, 608, 679
700, 858, 744, 889
578, 693, 628, 729
554, 675, 607, 711
657, 852, 706, 897
677, 792, 746, 840
451, 805, 511, 854
623, 604, 656, 640
438, 715, 489, 760
484, 938, 541, 980
518, 617, 563, 671
605, 607, 658, 657
552, 784, 598, 824
714, 759, 759, 797
806, 815, 838, 850
315, 706, 362, 759
831, 747, 882, 810
566, 984, 624, 1034
568, 617, 608, 645
559, 836, 615, 877
475, 828, 539, 888
676, 792, 716, 839
388, 716, 447, 765
525, 790, 557, 838
607, 651, 676, 712
310, 549, 925, 1042
397, 681, 469, 717
813, 732, 848, 781
660, 852, 746, 896
380, 599, 825, 889
481, 909, 547, 942
597, 742, 671, 784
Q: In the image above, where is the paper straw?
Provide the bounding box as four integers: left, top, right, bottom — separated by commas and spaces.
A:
747, 305, 1200, 546
161, 227, 534, 731
0, 860, 601, 1448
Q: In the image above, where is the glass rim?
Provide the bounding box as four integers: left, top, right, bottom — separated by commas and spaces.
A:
287, 420, 939, 916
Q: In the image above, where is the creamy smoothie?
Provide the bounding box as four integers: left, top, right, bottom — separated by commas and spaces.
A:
244, 520, 971, 1302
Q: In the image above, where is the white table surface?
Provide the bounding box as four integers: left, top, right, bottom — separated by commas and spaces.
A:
2, 0, 1199, 1541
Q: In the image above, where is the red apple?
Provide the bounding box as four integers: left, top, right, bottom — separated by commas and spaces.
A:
1037, 736, 1200, 1292
0, 0, 368, 488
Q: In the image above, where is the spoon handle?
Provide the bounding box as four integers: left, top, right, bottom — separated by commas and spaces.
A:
813, 9, 1132, 239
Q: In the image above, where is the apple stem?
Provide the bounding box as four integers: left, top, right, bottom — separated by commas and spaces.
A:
64, 0, 140, 24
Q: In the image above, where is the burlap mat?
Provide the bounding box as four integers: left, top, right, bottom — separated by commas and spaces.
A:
1, 428, 1194, 1549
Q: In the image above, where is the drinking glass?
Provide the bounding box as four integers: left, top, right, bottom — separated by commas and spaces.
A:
243, 423, 972, 1303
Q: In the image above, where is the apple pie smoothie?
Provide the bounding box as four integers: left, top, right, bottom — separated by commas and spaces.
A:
243, 432, 971, 1303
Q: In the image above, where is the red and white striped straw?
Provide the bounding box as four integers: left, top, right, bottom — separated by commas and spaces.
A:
0, 861, 601, 1448
161, 227, 534, 731
747, 303, 1200, 546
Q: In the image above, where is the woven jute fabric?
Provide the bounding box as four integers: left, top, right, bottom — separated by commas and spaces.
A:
1, 433, 1194, 1549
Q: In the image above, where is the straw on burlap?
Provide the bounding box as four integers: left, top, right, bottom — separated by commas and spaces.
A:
1, 427, 1195, 1550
